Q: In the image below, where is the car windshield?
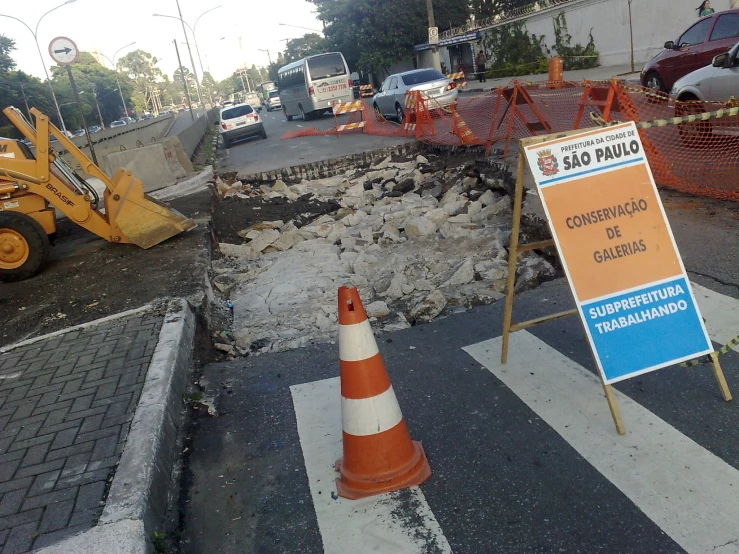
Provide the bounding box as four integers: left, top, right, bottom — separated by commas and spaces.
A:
401, 70, 446, 86
308, 53, 346, 80
245, 93, 259, 101
268, 91, 280, 98
222, 105, 254, 119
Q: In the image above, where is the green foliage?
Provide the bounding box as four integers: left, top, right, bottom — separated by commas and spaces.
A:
117, 50, 163, 114
282, 33, 327, 65
152, 531, 168, 554
551, 12, 599, 70
0, 35, 16, 74
481, 21, 548, 78
309, 0, 470, 74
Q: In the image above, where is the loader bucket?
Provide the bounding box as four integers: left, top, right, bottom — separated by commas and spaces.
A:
108, 171, 196, 249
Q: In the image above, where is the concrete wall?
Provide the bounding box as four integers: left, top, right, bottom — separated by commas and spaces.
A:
104, 143, 184, 193
174, 111, 210, 158
477, 0, 736, 68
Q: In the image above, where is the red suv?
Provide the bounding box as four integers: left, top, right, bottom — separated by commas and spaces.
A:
641, 9, 739, 92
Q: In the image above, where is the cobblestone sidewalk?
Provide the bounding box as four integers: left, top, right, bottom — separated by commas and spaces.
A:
0, 310, 163, 553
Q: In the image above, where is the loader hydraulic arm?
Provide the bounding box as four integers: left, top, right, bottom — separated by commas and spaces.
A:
1, 106, 194, 249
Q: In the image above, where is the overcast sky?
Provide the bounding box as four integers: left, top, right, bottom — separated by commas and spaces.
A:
2, 0, 323, 82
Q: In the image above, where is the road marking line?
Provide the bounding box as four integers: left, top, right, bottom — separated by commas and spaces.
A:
692, 282, 739, 345
463, 330, 739, 554
291, 377, 452, 554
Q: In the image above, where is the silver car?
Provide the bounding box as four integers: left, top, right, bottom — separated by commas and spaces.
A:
671, 41, 739, 144
373, 68, 459, 121
671, 41, 739, 102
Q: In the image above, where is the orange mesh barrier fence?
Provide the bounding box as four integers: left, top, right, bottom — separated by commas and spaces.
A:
279, 81, 739, 201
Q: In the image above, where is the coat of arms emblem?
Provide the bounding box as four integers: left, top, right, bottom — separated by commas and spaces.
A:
537, 149, 559, 176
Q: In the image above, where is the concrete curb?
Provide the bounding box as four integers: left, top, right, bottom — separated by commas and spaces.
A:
236, 141, 421, 183
36, 299, 196, 554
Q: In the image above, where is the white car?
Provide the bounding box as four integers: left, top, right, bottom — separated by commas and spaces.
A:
219, 102, 267, 148
110, 120, 126, 128
670, 41, 739, 144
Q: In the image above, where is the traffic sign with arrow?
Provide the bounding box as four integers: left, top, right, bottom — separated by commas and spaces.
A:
48, 37, 78, 65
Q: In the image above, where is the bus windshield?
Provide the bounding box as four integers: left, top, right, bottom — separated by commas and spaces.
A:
308, 53, 346, 80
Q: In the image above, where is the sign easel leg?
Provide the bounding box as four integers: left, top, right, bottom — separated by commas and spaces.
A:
602, 383, 626, 435
710, 352, 733, 401
501, 148, 526, 365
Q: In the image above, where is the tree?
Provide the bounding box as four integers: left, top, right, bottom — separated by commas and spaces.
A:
308, 0, 470, 75
117, 50, 163, 114
0, 35, 16, 74
49, 52, 135, 128
282, 33, 326, 65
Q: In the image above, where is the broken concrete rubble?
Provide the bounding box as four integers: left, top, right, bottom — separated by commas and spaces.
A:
212, 153, 554, 354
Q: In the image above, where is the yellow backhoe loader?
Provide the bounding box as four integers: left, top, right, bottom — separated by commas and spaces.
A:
0, 107, 195, 282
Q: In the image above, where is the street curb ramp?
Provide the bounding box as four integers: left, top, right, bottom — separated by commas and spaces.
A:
36, 299, 196, 554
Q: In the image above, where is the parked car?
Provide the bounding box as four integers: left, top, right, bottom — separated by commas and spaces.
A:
110, 120, 126, 128
641, 9, 739, 92
73, 129, 86, 137
373, 68, 459, 121
219, 102, 267, 148
88, 125, 102, 133
670, 41, 739, 145
264, 90, 281, 112
120, 117, 136, 125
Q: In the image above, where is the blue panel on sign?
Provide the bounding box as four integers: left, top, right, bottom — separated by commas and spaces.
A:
581, 276, 711, 382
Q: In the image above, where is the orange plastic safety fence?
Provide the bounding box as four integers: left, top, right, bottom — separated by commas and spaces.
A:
279, 81, 739, 201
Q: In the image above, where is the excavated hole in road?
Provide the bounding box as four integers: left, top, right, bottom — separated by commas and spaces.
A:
206, 150, 558, 359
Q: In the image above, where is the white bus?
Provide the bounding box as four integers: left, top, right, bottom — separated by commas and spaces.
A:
277, 52, 353, 121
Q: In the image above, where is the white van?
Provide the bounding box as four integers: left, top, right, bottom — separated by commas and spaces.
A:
278, 52, 353, 121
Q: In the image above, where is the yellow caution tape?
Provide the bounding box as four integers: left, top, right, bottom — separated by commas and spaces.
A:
679, 333, 739, 367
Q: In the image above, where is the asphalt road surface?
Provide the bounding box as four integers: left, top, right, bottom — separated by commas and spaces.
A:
217, 103, 411, 176
181, 276, 739, 554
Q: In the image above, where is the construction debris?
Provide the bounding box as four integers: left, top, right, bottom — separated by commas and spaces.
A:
212, 153, 555, 354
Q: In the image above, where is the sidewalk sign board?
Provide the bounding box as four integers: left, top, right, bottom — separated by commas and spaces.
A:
522, 122, 712, 384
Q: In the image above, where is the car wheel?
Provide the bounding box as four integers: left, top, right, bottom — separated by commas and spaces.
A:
395, 103, 405, 122
299, 105, 310, 121
676, 98, 712, 147
645, 72, 665, 93
261, 128, 267, 140
283, 106, 293, 122
223, 136, 231, 149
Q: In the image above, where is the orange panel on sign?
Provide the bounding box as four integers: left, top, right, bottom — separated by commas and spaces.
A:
540, 163, 682, 302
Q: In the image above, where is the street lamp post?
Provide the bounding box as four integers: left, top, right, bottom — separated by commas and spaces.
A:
153, 5, 222, 112
258, 48, 273, 66
0, 0, 77, 133
99, 42, 136, 119
173, 39, 195, 122
277, 23, 322, 33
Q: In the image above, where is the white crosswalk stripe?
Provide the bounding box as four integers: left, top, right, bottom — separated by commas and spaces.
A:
463, 283, 739, 554
291, 378, 452, 554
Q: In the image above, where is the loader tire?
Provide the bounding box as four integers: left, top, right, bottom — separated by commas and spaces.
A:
0, 212, 50, 283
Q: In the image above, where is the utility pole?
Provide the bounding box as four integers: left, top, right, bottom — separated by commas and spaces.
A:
173, 39, 195, 122
91, 84, 105, 129
175, 0, 205, 113
425, 0, 442, 72
19, 84, 31, 119
66, 65, 98, 166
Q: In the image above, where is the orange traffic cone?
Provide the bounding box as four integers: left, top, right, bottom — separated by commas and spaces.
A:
335, 286, 432, 500
451, 104, 479, 145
